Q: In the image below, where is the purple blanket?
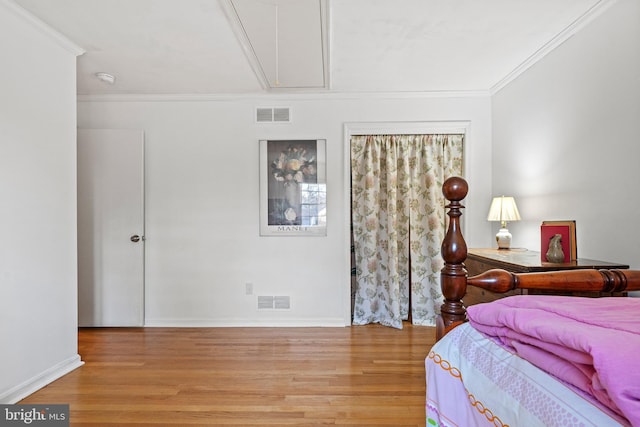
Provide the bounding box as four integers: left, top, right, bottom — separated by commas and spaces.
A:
467, 295, 640, 426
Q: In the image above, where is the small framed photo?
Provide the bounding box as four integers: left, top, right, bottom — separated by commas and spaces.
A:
540, 220, 577, 262
259, 139, 327, 236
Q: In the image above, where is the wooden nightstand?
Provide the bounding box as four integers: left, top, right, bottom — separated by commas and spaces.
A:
464, 248, 629, 306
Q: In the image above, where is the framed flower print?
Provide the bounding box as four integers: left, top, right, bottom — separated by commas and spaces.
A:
259, 139, 327, 236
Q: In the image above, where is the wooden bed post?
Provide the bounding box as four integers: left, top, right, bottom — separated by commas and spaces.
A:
434, 177, 640, 342
437, 177, 469, 340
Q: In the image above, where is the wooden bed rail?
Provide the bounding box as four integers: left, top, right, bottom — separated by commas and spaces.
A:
436, 176, 640, 341
467, 268, 640, 294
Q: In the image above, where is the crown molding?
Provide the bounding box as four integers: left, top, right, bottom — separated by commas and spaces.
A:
77, 89, 490, 103
2, 0, 85, 56
490, 0, 619, 95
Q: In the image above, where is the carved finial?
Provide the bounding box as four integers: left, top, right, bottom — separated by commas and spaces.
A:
441, 177, 468, 264
442, 176, 468, 203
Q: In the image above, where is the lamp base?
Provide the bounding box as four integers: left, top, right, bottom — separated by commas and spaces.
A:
495, 228, 512, 249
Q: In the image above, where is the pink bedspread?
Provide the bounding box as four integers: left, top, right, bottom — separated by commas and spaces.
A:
467, 295, 640, 426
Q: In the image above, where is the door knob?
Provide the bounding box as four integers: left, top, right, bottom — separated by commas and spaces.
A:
130, 235, 141, 242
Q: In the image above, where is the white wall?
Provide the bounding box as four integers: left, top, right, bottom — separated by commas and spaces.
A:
0, 3, 83, 402
78, 94, 493, 326
492, 0, 640, 267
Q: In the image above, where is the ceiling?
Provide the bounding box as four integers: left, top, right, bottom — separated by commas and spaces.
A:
12, 0, 609, 96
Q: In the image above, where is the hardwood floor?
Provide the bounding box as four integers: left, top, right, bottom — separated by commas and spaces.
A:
21, 324, 436, 426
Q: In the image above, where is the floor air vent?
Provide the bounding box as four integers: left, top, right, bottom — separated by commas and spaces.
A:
256, 107, 291, 123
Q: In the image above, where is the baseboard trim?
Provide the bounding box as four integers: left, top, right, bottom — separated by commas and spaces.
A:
144, 318, 349, 327
0, 354, 84, 403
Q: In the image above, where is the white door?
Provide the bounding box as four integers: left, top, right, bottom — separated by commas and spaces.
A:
77, 129, 145, 326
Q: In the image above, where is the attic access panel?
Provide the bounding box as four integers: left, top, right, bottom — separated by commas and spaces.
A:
230, 0, 327, 89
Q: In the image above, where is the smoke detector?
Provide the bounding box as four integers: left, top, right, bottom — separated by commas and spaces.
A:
95, 72, 116, 85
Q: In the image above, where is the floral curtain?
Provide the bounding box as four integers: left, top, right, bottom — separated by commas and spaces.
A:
350, 134, 464, 328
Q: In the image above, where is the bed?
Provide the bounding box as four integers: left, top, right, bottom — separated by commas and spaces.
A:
426, 177, 640, 427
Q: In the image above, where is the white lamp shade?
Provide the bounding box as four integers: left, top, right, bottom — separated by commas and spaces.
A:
487, 196, 521, 223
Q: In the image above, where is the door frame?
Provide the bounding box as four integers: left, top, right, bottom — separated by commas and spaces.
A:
342, 121, 470, 325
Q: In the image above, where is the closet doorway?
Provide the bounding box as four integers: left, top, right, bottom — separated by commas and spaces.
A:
343, 122, 468, 328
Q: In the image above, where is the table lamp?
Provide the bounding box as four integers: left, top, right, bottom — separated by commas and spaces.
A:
487, 196, 521, 249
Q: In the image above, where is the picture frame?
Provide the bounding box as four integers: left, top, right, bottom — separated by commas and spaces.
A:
259, 139, 327, 236
540, 220, 577, 262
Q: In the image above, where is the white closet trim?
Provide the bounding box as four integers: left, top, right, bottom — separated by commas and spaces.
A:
341, 121, 470, 324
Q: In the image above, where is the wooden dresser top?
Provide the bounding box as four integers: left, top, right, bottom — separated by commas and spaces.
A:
467, 248, 629, 273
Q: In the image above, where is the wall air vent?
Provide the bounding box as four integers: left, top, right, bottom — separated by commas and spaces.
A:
256, 107, 291, 123
257, 295, 291, 309
274, 296, 291, 309
258, 296, 274, 309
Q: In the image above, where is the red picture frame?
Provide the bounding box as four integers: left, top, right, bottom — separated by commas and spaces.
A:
540, 220, 577, 262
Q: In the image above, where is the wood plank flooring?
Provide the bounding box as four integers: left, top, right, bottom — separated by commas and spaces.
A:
21, 324, 436, 426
